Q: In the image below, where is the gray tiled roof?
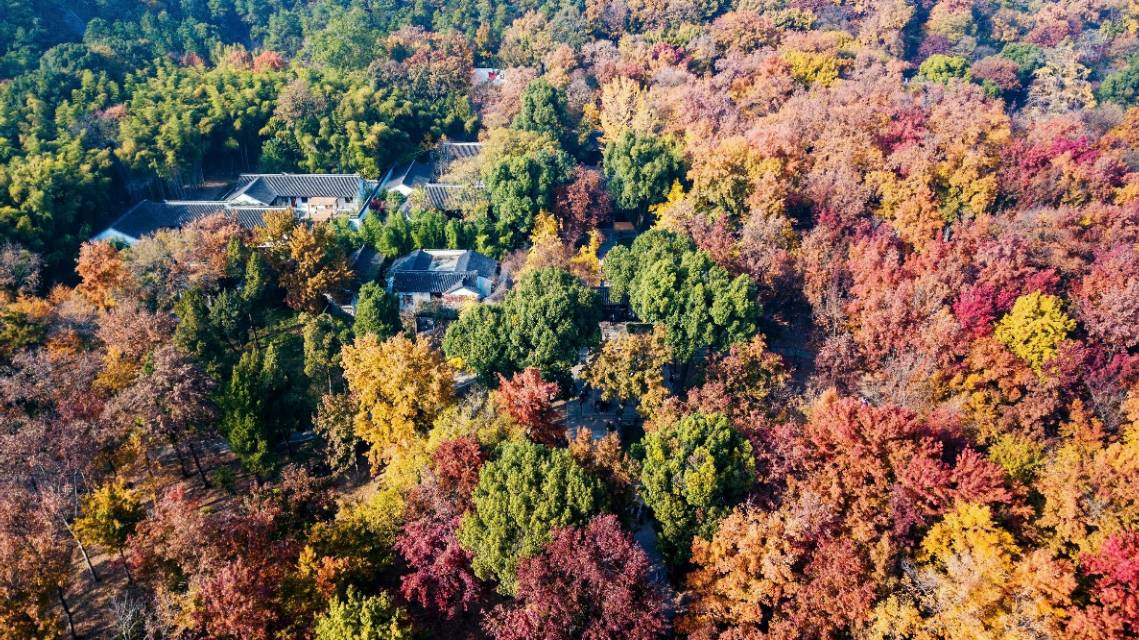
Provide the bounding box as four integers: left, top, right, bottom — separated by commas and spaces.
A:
389, 249, 496, 278
228, 174, 367, 204
390, 271, 478, 294
229, 206, 285, 229
434, 142, 481, 177
108, 201, 230, 239
387, 249, 497, 294
424, 184, 475, 211
103, 200, 287, 241
383, 161, 434, 192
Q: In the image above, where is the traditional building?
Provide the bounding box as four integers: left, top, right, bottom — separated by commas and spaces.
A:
94, 173, 380, 244
381, 141, 483, 214
222, 174, 377, 222
386, 249, 498, 310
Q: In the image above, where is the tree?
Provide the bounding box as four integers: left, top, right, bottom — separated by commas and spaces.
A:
354, 282, 400, 340
994, 291, 1076, 374
0, 243, 41, 298
485, 515, 670, 640
0, 140, 112, 276
220, 341, 303, 476
443, 268, 601, 383
640, 413, 755, 566
108, 345, 218, 485
1069, 531, 1139, 639
513, 78, 578, 155
304, 312, 352, 396
0, 489, 79, 639
480, 129, 574, 250
314, 588, 411, 640
341, 334, 454, 467
688, 334, 788, 422
74, 480, 145, 579
314, 393, 362, 476
603, 130, 683, 215
1073, 245, 1139, 350
916, 54, 971, 83
867, 503, 1070, 640
552, 167, 613, 244
582, 326, 672, 417
1098, 56, 1139, 106
256, 211, 352, 313
495, 368, 564, 445
76, 240, 130, 310
680, 505, 877, 638
396, 438, 487, 621
603, 230, 759, 362
1035, 426, 1139, 556
458, 441, 607, 592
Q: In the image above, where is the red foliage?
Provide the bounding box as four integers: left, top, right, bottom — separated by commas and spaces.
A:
495, 368, 564, 445
1075, 245, 1139, 350
484, 515, 670, 640
430, 437, 486, 508
396, 512, 483, 620
396, 438, 488, 620
771, 537, 877, 640
552, 167, 613, 244
1069, 531, 1139, 639
774, 394, 1012, 544
196, 556, 284, 640
253, 51, 287, 72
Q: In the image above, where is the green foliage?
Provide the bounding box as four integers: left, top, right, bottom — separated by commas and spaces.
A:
999, 43, 1045, 83
303, 312, 352, 394
365, 211, 413, 259
480, 129, 574, 251
1098, 56, 1139, 105
458, 441, 607, 593
513, 78, 578, 156
0, 139, 112, 276
116, 63, 283, 182
603, 130, 684, 214
603, 230, 759, 362
174, 288, 248, 377
443, 268, 601, 383
314, 587, 411, 640
916, 54, 972, 84
220, 339, 308, 475
640, 413, 755, 567
260, 73, 423, 179
354, 282, 400, 340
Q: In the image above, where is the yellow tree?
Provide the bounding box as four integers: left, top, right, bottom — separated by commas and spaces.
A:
254, 210, 352, 313
867, 503, 1073, 640
679, 505, 803, 635
75, 241, 130, 310
523, 210, 569, 273
582, 326, 672, 417
598, 77, 657, 144
993, 291, 1076, 375
1035, 418, 1139, 556
568, 230, 603, 286
341, 335, 455, 469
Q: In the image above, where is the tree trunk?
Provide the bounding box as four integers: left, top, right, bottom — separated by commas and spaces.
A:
64, 521, 98, 583
119, 547, 133, 586
57, 587, 78, 640
167, 432, 191, 478
188, 440, 210, 489
143, 448, 159, 505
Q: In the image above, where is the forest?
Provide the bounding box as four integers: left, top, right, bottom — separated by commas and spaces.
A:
3, 0, 1139, 638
